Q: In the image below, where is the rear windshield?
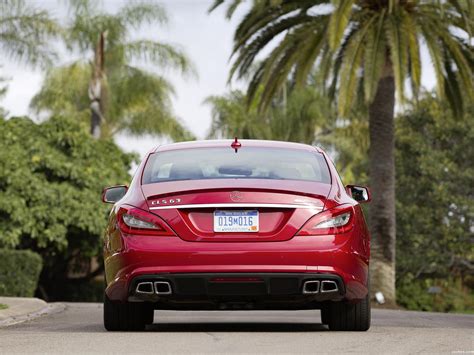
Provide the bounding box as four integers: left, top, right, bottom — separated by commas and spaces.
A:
142, 147, 331, 184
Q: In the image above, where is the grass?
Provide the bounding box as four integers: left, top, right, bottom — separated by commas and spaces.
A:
0, 303, 8, 310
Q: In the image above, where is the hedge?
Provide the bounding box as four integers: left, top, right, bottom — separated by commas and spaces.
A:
0, 249, 43, 297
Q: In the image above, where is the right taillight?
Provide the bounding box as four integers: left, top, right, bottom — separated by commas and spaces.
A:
297, 205, 354, 236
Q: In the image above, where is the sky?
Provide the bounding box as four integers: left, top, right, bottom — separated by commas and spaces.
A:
1, 0, 437, 158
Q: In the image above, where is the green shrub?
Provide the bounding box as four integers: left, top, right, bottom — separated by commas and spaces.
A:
0, 116, 135, 300
0, 249, 43, 297
397, 277, 474, 313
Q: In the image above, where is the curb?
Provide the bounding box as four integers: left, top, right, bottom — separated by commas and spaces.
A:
0, 298, 66, 327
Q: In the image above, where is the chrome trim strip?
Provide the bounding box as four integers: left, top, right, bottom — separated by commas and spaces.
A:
149, 203, 323, 210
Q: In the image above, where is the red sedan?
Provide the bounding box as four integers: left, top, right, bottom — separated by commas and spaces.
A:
102, 139, 371, 331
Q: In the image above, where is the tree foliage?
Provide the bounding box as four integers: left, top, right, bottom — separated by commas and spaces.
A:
396, 96, 474, 281
31, 0, 195, 141
0, 0, 59, 67
395, 96, 474, 312
31, 62, 193, 141
206, 84, 333, 144
0, 115, 135, 299
0, 249, 43, 297
319, 109, 369, 184
211, 0, 474, 115
0, 115, 134, 250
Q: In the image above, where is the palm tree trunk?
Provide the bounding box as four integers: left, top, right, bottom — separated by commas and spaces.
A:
368, 59, 396, 305
89, 32, 106, 139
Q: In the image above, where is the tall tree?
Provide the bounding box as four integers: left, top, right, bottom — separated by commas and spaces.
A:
396, 95, 474, 286
0, 115, 135, 300
32, 0, 195, 141
211, 0, 474, 304
0, 0, 59, 67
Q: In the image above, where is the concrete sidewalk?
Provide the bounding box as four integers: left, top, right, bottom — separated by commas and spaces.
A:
0, 297, 65, 327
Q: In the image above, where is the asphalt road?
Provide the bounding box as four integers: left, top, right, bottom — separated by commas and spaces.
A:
0, 303, 472, 354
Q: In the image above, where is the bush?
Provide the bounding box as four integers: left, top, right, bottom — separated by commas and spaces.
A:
0, 116, 135, 300
397, 276, 474, 314
0, 249, 43, 297
395, 97, 473, 312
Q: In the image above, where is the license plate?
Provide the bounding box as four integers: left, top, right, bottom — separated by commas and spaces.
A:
213, 210, 259, 232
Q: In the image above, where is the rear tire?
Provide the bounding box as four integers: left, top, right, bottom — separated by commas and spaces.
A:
320, 305, 330, 324
143, 304, 155, 325
325, 294, 371, 331
103, 293, 152, 331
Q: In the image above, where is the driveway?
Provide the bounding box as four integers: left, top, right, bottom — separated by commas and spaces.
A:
0, 303, 472, 354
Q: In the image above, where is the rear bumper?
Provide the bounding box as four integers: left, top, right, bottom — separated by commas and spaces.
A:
104, 233, 369, 304
127, 273, 345, 310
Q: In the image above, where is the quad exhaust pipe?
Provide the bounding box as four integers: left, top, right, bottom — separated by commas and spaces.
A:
154, 281, 172, 295
302, 280, 338, 294
320, 280, 338, 293
137, 279, 337, 296
135, 281, 154, 295
302, 280, 320, 294
135, 281, 172, 295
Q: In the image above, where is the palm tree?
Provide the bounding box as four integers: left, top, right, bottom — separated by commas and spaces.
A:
31, 61, 193, 141
32, 0, 195, 140
0, 0, 59, 67
211, 0, 474, 304
206, 89, 268, 139
206, 83, 332, 144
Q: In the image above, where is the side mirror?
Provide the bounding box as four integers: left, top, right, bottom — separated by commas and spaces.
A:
102, 185, 128, 204
346, 185, 371, 203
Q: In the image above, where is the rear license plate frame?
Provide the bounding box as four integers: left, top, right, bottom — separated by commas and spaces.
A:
213, 210, 259, 233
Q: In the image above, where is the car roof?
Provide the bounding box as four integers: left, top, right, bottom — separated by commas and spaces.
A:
153, 139, 324, 153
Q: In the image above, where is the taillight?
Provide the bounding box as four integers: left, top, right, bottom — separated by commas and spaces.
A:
117, 207, 174, 236
297, 205, 355, 236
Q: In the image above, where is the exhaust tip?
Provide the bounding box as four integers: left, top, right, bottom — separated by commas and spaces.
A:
302, 280, 320, 294
135, 281, 154, 295
321, 280, 338, 293
154, 281, 172, 295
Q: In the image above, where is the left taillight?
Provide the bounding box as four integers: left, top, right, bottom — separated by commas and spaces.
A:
117, 207, 175, 236
297, 205, 355, 236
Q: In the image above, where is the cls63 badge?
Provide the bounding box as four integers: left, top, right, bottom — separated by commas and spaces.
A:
151, 198, 181, 206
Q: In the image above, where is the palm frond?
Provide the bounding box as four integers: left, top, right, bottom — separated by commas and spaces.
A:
0, 0, 60, 67
116, 40, 196, 77
219, 0, 473, 117
363, 10, 386, 103
118, 2, 168, 29
231, 1, 319, 54
229, 13, 318, 80
208, 0, 227, 15
403, 12, 421, 96
338, 19, 373, 116
385, 10, 409, 103
328, 0, 355, 50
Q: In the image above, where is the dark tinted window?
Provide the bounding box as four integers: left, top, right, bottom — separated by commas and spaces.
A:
142, 147, 331, 184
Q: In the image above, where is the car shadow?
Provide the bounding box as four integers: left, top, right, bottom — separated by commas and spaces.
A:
146, 322, 327, 332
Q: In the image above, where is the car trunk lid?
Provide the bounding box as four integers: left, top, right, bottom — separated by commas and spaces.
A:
142, 179, 330, 242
